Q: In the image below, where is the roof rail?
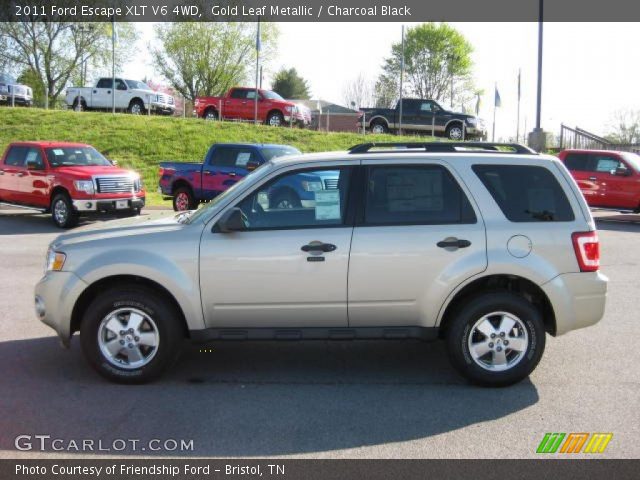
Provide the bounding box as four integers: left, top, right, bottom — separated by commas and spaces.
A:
348, 142, 537, 155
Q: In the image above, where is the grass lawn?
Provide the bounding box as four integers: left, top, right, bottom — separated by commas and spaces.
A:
0, 108, 430, 206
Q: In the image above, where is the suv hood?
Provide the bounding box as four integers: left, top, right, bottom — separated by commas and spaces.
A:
52, 213, 184, 248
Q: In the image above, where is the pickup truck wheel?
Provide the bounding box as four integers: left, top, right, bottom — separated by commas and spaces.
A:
80, 286, 184, 384
371, 120, 388, 134
204, 108, 218, 120
172, 187, 197, 211
266, 111, 284, 127
446, 292, 545, 387
446, 123, 464, 140
51, 193, 79, 229
128, 99, 145, 115
271, 190, 301, 209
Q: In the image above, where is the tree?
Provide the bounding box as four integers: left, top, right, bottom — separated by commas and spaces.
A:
0, 21, 137, 107
342, 73, 375, 109
152, 23, 278, 101
271, 68, 310, 99
606, 109, 640, 144
372, 75, 398, 108
377, 23, 475, 106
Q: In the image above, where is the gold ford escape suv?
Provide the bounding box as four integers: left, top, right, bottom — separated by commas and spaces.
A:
35, 142, 608, 386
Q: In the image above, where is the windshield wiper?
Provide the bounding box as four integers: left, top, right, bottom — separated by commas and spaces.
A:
525, 209, 555, 221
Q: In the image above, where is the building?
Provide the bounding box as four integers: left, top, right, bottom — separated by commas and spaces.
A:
291, 99, 362, 133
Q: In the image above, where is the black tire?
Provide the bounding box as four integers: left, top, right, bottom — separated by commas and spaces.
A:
203, 108, 218, 121
128, 99, 145, 115
51, 193, 79, 229
80, 285, 184, 384
172, 186, 197, 212
266, 111, 284, 127
370, 120, 388, 134
270, 190, 301, 209
446, 292, 546, 387
446, 123, 464, 140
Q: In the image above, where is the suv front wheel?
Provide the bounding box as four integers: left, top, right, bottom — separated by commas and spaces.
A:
80, 286, 184, 383
446, 292, 546, 387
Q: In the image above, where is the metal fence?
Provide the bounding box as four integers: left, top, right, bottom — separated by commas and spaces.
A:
559, 124, 640, 153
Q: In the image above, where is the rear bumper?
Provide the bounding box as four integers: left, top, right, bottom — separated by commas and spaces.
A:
72, 196, 145, 212
541, 271, 608, 336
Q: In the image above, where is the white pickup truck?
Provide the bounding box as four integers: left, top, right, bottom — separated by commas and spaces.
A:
65, 77, 175, 115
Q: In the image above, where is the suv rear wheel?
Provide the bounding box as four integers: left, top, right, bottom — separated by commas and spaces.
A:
446, 292, 545, 387
80, 286, 184, 384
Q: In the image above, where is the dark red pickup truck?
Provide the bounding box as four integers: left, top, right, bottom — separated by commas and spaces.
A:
0, 141, 145, 228
193, 87, 312, 127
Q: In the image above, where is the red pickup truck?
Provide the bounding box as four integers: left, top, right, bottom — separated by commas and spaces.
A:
193, 87, 312, 127
558, 149, 640, 212
0, 141, 145, 228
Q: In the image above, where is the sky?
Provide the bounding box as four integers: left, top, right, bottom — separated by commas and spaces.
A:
121, 22, 640, 141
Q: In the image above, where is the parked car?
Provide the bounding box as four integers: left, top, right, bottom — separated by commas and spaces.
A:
65, 78, 175, 115
159, 143, 302, 211
360, 98, 486, 140
36, 142, 607, 386
0, 141, 145, 228
558, 149, 640, 212
194, 87, 312, 127
0, 73, 33, 107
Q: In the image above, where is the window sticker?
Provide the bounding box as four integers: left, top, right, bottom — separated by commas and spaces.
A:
25, 151, 38, 163
53, 149, 64, 155
315, 190, 341, 220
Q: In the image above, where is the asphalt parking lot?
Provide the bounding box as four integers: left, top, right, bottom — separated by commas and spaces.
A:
0, 207, 638, 459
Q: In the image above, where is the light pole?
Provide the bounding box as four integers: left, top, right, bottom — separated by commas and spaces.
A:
528, 0, 547, 151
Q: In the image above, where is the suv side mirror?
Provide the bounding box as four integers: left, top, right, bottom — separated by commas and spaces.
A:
246, 160, 261, 172
613, 166, 631, 176
216, 208, 246, 233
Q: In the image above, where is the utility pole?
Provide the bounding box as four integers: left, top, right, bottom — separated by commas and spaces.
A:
398, 25, 404, 135
111, 18, 117, 114
528, 0, 547, 151
254, 18, 261, 125
516, 68, 521, 142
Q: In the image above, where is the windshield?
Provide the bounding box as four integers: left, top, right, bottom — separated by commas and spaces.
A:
185, 163, 273, 224
125, 80, 152, 90
261, 146, 301, 161
45, 146, 113, 167
262, 90, 284, 100
622, 152, 640, 172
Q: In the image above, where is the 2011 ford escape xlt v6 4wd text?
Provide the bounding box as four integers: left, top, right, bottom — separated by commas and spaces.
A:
35, 142, 608, 386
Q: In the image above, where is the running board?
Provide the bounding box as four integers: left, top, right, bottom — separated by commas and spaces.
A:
0, 202, 47, 213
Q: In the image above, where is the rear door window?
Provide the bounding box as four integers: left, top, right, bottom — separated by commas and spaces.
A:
229, 89, 247, 99
4, 146, 29, 166
363, 165, 476, 225
210, 148, 256, 168
563, 153, 591, 171
473, 165, 574, 222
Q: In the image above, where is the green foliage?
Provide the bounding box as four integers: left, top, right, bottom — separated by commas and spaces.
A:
0, 108, 426, 206
377, 23, 475, 107
0, 22, 138, 105
17, 69, 46, 107
271, 68, 311, 99
152, 23, 278, 101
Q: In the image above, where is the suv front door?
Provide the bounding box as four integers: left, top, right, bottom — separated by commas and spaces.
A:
348, 161, 487, 328
199, 164, 355, 329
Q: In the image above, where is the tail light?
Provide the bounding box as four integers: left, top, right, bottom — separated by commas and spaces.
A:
158, 167, 175, 177
571, 231, 600, 272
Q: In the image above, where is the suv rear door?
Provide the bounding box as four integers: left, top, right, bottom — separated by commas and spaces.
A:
347, 160, 487, 328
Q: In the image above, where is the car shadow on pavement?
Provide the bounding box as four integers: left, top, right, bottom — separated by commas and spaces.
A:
595, 217, 640, 233
0, 336, 539, 457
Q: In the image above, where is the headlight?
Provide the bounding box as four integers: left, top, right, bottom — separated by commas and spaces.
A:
73, 180, 95, 195
301, 181, 323, 192
45, 248, 66, 273
466, 117, 477, 126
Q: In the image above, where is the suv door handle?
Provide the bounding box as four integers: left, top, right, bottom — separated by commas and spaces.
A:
301, 242, 337, 253
589, 176, 597, 181
437, 238, 471, 249
16, 172, 25, 177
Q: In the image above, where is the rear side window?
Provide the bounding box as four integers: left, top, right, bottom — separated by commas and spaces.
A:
4, 146, 29, 166
364, 165, 476, 225
210, 148, 256, 168
229, 89, 247, 99
563, 153, 590, 171
473, 165, 574, 222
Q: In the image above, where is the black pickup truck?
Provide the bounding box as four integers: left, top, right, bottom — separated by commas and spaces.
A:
360, 98, 486, 140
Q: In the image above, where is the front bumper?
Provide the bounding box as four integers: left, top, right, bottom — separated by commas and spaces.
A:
72, 196, 145, 213
35, 271, 88, 347
541, 271, 608, 336
149, 101, 175, 114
